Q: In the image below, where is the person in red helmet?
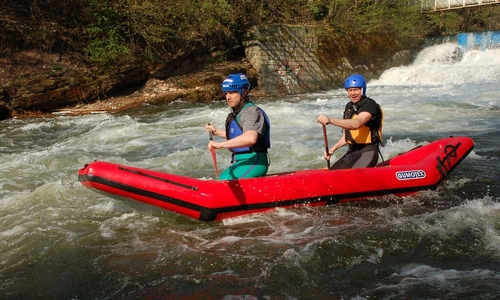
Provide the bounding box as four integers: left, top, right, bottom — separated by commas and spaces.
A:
317, 74, 383, 170
205, 73, 271, 180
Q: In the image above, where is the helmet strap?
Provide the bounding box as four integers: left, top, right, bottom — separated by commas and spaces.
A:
239, 89, 248, 98
231, 92, 247, 112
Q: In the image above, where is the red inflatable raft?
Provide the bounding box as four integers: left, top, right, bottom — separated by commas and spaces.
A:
78, 136, 474, 221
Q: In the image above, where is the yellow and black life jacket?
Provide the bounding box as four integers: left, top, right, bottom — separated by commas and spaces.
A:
344, 97, 384, 146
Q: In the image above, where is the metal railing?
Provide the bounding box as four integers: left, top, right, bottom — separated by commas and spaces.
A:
421, 0, 500, 12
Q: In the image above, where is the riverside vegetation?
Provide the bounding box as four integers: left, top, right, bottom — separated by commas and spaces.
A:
1, 0, 499, 120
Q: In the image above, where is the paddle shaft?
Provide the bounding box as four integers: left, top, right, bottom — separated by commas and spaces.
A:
208, 125, 220, 180
322, 124, 331, 169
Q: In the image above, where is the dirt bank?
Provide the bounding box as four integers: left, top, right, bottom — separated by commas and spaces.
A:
12, 60, 257, 119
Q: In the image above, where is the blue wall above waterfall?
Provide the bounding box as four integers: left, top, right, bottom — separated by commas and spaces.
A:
457, 31, 500, 50
425, 31, 500, 51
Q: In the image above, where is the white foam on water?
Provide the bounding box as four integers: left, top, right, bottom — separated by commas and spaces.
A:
0, 41, 499, 299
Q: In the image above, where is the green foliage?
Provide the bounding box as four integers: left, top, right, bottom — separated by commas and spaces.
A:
455, 6, 500, 32
84, 1, 130, 64
85, 28, 130, 64
324, 0, 433, 38
309, 1, 329, 21
97, 0, 237, 63
0, 0, 88, 52
1, 0, 499, 66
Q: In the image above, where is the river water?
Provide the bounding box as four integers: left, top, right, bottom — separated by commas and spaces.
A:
1, 42, 499, 299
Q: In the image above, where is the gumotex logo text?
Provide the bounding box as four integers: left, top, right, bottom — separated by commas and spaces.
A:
395, 170, 426, 180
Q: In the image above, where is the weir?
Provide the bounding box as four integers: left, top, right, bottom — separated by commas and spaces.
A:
421, 0, 500, 12
458, 31, 500, 50
425, 31, 500, 51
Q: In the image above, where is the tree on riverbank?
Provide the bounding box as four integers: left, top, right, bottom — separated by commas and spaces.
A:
2, 0, 498, 68
1, 1, 499, 120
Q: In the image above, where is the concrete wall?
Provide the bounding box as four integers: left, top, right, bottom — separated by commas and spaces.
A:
243, 25, 328, 95
457, 31, 500, 50
243, 25, 415, 95
425, 30, 500, 50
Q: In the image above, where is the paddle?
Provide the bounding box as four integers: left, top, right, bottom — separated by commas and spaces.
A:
208, 125, 220, 180
322, 124, 331, 169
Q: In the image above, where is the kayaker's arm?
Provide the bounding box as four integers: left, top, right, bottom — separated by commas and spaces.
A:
208, 130, 258, 150
317, 112, 373, 130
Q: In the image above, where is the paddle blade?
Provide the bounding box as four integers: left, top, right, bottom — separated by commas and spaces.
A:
210, 148, 219, 180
